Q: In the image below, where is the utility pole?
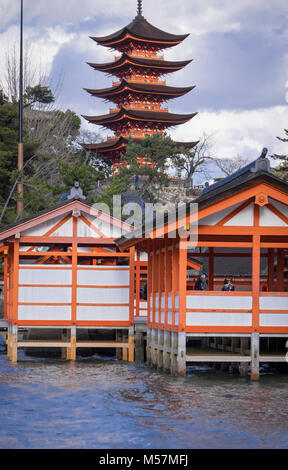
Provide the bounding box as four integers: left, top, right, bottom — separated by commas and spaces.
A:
17, 0, 24, 216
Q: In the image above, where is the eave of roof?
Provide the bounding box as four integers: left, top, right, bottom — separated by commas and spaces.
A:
0, 199, 132, 242
82, 108, 197, 126
90, 16, 189, 46
81, 137, 199, 154
87, 54, 192, 73
115, 170, 288, 249
84, 81, 195, 98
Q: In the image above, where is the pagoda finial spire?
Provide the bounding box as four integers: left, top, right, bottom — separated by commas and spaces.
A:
137, 0, 143, 17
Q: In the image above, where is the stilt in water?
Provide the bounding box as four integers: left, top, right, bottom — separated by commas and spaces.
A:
251, 333, 260, 380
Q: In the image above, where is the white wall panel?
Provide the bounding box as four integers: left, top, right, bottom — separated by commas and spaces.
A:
77, 287, 129, 304
187, 295, 252, 310
52, 218, 73, 237
269, 200, 288, 217
77, 305, 129, 321
85, 214, 123, 238
175, 296, 179, 309
260, 314, 288, 327
225, 204, 254, 226
77, 268, 129, 286
18, 305, 71, 321
186, 312, 252, 326
19, 286, 71, 303
198, 202, 242, 226
21, 215, 68, 237
175, 312, 179, 325
77, 218, 100, 238
260, 206, 287, 227
260, 297, 288, 310
19, 267, 72, 285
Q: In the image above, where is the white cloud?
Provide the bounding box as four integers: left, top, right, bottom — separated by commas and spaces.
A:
0, 24, 76, 91
171, 105, 288, 160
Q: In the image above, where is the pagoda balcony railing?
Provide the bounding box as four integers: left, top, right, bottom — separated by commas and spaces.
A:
109, 105, 168, 113
106, 130, 162, 141
112, 78, 166, 87
114, 54, 164, 61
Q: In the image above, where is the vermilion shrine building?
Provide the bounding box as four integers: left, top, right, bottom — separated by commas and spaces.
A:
117, 156, 288, 380
0, 197, 148, 362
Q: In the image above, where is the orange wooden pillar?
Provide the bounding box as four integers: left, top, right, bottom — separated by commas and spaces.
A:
8, 240, 19, 362
177, 239, 187, 376
3, 251, 8, 320
251, 235, 260, 380
128, 246, 135, 362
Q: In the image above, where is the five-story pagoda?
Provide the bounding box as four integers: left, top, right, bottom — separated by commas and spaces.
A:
82, 0, 198, 173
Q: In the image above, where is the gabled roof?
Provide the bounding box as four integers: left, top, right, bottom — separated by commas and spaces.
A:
90, 15, 189, 49
84, 80, 195, 100
0, 199, 132, 243
115, 157, 288, 249
87, 54, 192, 75
82, 108, 197, 128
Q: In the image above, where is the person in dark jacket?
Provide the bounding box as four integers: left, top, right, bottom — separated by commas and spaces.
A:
194, 272, 208, 291
142, 282, 147, 300
222, 278, 235, 291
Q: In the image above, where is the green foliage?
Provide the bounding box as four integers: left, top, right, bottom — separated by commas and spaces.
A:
24, 85, 55, 108
58, 156, 105, 198
0, 84, 100, 227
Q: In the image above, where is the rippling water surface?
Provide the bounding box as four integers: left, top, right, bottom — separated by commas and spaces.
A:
0, 337, 287, 449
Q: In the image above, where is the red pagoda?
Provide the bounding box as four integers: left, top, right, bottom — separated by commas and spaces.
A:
82, 0, 198, 173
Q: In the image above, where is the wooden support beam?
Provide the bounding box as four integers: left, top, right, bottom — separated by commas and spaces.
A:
163, 330, 171, 372
177, 332, 186, 376
146, 327, 151, 365
116, 331, 122, 359
250, 333, 260, 380
122, 332, 128, 361
252, 235, 260, 331
10, 325, 18, 363
239, 338, 249, 377
170, 331, 178, 375
70, 326, 76, 361
157, 329, 164, 371
128, 326, 134, 362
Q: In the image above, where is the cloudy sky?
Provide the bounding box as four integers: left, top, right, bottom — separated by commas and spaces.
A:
0, 0, 287, 178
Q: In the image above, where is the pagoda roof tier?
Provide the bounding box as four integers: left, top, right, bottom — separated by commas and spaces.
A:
84, 80, 195, 101
90, 14, 189, 51
82, 108, 197, 129
82, 136, 198, 156
88, 54, 192, 76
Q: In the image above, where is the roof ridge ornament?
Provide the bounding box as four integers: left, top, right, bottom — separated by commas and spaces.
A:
137, 0, 144, 18
67, 181, 86, 201
251, 148, 273, 174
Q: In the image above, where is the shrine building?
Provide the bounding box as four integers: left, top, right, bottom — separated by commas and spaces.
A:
116, 154, 288, 380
